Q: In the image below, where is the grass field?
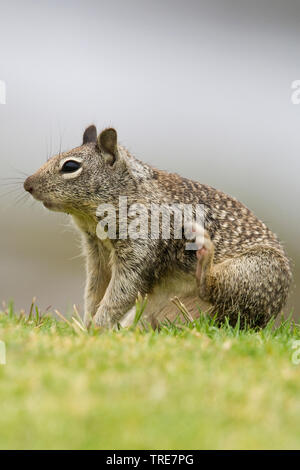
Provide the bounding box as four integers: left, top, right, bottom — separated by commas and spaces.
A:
0, 301, 299, 450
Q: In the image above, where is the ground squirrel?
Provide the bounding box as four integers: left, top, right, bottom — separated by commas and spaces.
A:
24, 125, 292, 328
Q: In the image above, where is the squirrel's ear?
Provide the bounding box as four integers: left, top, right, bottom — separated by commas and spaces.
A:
82, 125, 97, 144
97, 128, 118, 165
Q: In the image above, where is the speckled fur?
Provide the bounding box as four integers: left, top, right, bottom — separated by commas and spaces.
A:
24, 125, 292, 328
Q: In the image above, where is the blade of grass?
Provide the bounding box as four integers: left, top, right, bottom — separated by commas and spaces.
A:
171, 296, 194, 323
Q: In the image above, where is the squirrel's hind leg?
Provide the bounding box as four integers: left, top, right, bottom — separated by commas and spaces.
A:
195, 234, 292, 328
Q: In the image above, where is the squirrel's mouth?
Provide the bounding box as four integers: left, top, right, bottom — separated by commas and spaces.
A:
43, 201, 54, 209
43, 201, 63, 212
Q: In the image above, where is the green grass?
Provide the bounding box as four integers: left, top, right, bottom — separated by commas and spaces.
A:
0, 301, 300, 450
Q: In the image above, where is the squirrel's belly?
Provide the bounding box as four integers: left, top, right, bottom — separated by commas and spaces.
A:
120, 272, 212, 328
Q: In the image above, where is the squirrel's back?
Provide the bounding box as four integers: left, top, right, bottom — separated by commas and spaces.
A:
136, 165, 286, 263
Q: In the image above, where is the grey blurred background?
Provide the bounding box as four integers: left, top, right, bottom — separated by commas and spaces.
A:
0, 0, 299, 318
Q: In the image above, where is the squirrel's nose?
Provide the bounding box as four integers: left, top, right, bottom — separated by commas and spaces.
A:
24, 176, 34, 194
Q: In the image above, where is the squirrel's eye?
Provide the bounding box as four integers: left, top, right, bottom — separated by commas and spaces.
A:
61, 160, 82, 173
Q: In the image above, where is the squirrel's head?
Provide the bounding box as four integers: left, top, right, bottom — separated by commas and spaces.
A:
24, 126, 134, 216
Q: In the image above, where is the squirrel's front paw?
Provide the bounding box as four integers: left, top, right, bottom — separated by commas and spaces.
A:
194, 227, 214, 280
193, 227, 213, 262
196, 232, 213, 262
